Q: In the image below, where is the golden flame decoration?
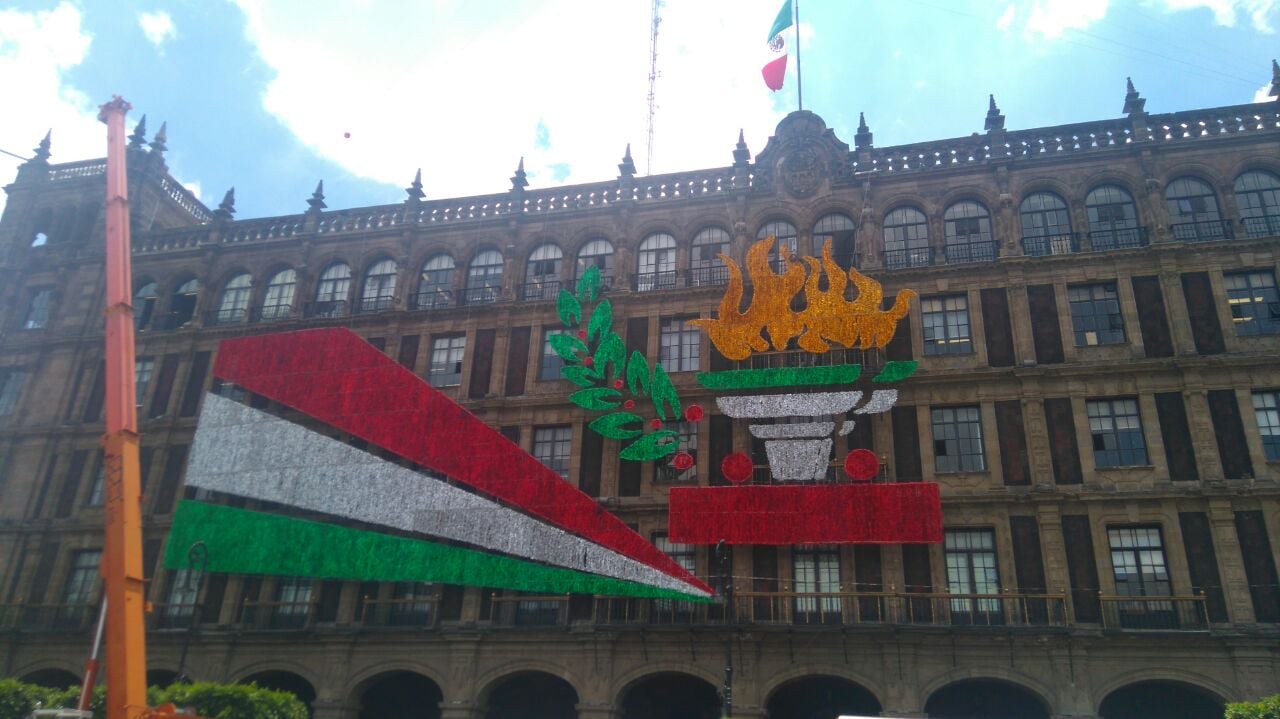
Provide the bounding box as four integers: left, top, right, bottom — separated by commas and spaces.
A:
691, 237, 917, 361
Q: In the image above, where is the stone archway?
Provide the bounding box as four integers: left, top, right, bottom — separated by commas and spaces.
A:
483, 671, 578, 719
924, 678, 1050, 719
1098, 680, 1224, 719
619, 672, 720, 719
766, 675, 883, 719
356, 670, 443, 719
241, 670, 317, 717
20, 668, 80, 689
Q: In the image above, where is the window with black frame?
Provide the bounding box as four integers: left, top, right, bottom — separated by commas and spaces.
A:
313, 262, 351, 317
691, 227, 731, 285
1087, 398, 1148, 467
1019, 192, 1074, 255
0, 369, 24, 416
1068, 282, 1126, 346
260, 269, 297, 320
388, 582, 435, 626
1086, 185, 1142, 250
466, 250, 504, 304
756, 220, 798, 272
652, 535, 696, 622
58, 550, 101, 626
943, 201, 995, 263
1224, 270, 1280, 336
162, 568, 199, 628
921, 295, 973, 355
271, 577, 313, 629
427, 335, 465, 388
1165, 177, 1226, 242
133, 281, 158, 330
533, 425, 572, 480
1252, 391, 1280, 461
932, 406, 986, 473
812, 213, 856, 266
416, 254, 455, 309
1107, 526, 1175, 629
524, 244, 563, 300
576, 239, 614, 290
793, 545, 841, 624
659, 317, 701, 372
540, 328, 567, 381
359, 260, 398, 313
135, 357, 155, 406
216, 274, 252, 324
636, 233, 677, 291
1235, 170, 1280, 238
944, 529, 1003, 625
883, 206, 931, 268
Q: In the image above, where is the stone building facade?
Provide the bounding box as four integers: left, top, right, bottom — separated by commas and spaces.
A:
1, 83, 1279, 719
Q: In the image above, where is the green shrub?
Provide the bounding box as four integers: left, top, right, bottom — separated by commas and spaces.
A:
1227, 694, 1280, 719
0, 679, 305, 719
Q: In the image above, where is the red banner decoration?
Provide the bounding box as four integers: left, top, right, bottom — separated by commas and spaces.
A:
213, 328, 710, 595
668, 483, 942, 545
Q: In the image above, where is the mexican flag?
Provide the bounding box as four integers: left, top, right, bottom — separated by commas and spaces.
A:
762, 0, 793, 91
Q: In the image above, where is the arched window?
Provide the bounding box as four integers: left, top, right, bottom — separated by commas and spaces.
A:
883, 207, 930, 269
260, 269, 297, 320
313, 263, 351, 317
524, 244, 563, 300
1165, 177, 1226, 242
636, 232, 677, 291
359, 259, 397, 313
1235, 170, 1280, 238
167, 278, 199, 329
1085, 185, 1141, 250
756, 220, 798, 272
813, 213, 856, 267
1019, 192, 1074, 255
465, 250, 504, 305
216, 273, 252, 324
943, 201, 995, 263
691, 227, 731, 286
133, 281, 158, 331
576, 239, 614, 290
416, 254, 455, 310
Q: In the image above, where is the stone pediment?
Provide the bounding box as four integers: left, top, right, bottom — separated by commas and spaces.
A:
752, 110, 853, 198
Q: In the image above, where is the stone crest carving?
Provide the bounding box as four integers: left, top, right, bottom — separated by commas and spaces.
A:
780, 144, 823, 198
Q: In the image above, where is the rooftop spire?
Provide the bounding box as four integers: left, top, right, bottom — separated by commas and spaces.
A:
618, 143, 636, 178
732, 129, 751, 165
854, 111, 873, 150
1123, 76, 1146, 116
406, 168, 425, 201
32, 130, 51, 163
128, 115, 147, 150
984, 94, 1005, 132
213, 187, 236, 221
307, 180, 326, 212
511, 157, 529, 191
1270, 59, 1279, 99
149, 121, 168, 155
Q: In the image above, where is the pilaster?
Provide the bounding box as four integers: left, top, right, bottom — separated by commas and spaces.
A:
1207, 499, 1256, 623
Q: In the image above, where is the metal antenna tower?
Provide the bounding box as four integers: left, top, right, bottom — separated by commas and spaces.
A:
645, 0, 661, 175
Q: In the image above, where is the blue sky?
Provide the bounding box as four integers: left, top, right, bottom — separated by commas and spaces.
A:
1, 0, 1276, 219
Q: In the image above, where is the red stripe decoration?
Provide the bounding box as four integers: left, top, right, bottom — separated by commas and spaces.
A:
213, 328, 710, 594
667, 484, 943, 545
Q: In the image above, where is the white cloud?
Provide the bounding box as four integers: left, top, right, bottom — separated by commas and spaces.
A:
996, 4, 1017, 30
1254, 83, 1273, 102
138, 10, 176, 48
1161, 0, 1277, 31
230, 0, 785, 199
1025, 0, 1110, 38
0, 3, 101, 216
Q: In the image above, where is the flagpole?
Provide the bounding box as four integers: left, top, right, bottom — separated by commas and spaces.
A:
794, 0, 802, 111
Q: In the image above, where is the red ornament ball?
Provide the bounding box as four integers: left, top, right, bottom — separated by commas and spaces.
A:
671, 451, 695, 471
577, 330, 588, 340
844, 448, 880, 481
624, 400, 635, 409
583, 356, 594, 367
721, 452, 753, 484
683, 404, 704, 422
649, 418, 662, 429
613, 379, 624, 389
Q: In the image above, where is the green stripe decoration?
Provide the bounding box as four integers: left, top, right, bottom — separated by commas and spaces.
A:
696, 364, 862, 390
165, 501, 711, 602
872, 360, 919, 383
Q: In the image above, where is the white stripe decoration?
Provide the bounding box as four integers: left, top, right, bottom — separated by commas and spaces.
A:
186, 394, 708, 597
717, 391, 862, 418
853, 389, 898, 415
748, 421, 835, 439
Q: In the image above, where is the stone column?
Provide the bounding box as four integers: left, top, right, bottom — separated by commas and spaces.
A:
312, 701, 359, 719
439, 703, 483, 719
575, 703, 621, 719
1208, 499, 1256, 623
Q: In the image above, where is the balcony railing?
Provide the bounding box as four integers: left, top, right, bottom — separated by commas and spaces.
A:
883, 247, 933, 269
574, 273, 614, 293
0, 603, 97, 632
1099, 595, 1208, 631
148, 602, 199, 630
488, 594, 571, 626
303, 300, 349, 319
519, 279, 561, 302
943, 240, 998, 265
238, 599, 316, 630
731, 591, 1069, 627
1021, 233, 1079, 257
634, 270, 685, 292
355, 296, 395, 314
690, 265, 730, 287
255, 304, 296, 322
1241, 214, 1280, 238
206, 307, 248, 326
1170, 219, 1234, 243
461, 285, 502, 306
358, 597, 439, 628
1088, 226, 1149, 251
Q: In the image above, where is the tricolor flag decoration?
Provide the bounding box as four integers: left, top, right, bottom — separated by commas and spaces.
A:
163, 327, 712, 602
762, 0, 793, 91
